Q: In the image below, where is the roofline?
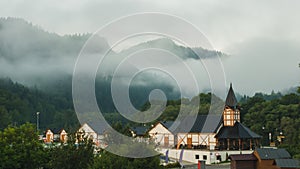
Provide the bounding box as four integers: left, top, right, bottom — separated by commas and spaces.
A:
148, 121, 172, 134
78, 123, 97, 134
177, 132, 216, 134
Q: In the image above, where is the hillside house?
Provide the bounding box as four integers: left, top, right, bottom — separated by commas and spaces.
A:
77, 123, 105, 147
60, 129, 67, 143
45, 129, 53, 143
148, 121, 175, 148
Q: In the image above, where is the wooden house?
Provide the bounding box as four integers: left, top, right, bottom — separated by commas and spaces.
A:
254, 148, 299, 169
229, 148, 299, 169
229, 154, 257, 169
273, 159, 300, 169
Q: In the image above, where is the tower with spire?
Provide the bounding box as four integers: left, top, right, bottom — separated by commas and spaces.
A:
223, 83, 240, 126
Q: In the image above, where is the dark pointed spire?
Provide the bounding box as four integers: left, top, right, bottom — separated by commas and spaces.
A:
225, 83, 238, 109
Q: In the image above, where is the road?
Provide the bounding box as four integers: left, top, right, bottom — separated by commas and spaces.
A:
171, 163, 230, 169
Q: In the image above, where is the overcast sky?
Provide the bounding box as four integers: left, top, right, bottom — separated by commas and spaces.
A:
1, 0, 299, 95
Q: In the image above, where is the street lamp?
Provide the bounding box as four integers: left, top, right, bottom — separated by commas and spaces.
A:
36, 112, 40, 132
262, 126, 266, 146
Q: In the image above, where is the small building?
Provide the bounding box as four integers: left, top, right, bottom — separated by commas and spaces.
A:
60, 129, 67, 143
274, 159, 300, 169
148, 121, 174, 148
45, 129, 53, 143
254, 148, 300, 169
229, 148, 300, 169
229, 154, 257, 169
77, 123, 105, 147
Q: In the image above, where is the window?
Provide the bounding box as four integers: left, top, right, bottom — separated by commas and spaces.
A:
203, 155, 207, 160
195, 155, 199, 159
216, 155, 221, 161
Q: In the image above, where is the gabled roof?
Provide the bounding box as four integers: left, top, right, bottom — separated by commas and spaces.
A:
88, 121, 107, 134
274, 159, 300, 168
46, 129, 53, 134
215, 121, 261, 139
79, 122, 106, 135
60, 129, 67, 134
229, 154, 257, 161
225, 83, 238, 109
174, 115, 222, 133
255, 148, 291, 160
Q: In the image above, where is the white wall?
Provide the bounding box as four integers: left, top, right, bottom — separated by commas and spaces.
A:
159, 148, 253, 164
78, 123, 103, 146
148, 123, 174, 148
177, 133, 217, 148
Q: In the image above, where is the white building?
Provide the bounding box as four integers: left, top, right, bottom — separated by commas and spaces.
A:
148, 115, 222, 150
77, 123, 105, 147
149, 84, 262, 164
148, 121, 175, 148
175, 115, 222, 150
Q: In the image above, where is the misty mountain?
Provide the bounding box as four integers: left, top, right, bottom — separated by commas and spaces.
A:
120, 38, 225, 60
0, 17, 227, 112
0, 18, 110, 84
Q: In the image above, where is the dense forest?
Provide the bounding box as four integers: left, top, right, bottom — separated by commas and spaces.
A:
0, 77, 299, 158
0, 78, 79, 131
241, 90, 300, 158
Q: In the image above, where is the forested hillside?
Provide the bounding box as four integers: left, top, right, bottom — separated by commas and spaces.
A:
0, 18, 227, 113
241, 90, 300, 158
0, 78, 79, 131
0, 77, 299, 158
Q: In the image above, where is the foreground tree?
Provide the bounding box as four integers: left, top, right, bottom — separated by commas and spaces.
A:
44, 133, 95, 169
91, 150, 162, 169
0, 123, 45, 169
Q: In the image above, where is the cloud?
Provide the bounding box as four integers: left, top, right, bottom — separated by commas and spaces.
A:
222, 37, 300, 95
1, 1, 300, 49
0, 0, 299, 95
